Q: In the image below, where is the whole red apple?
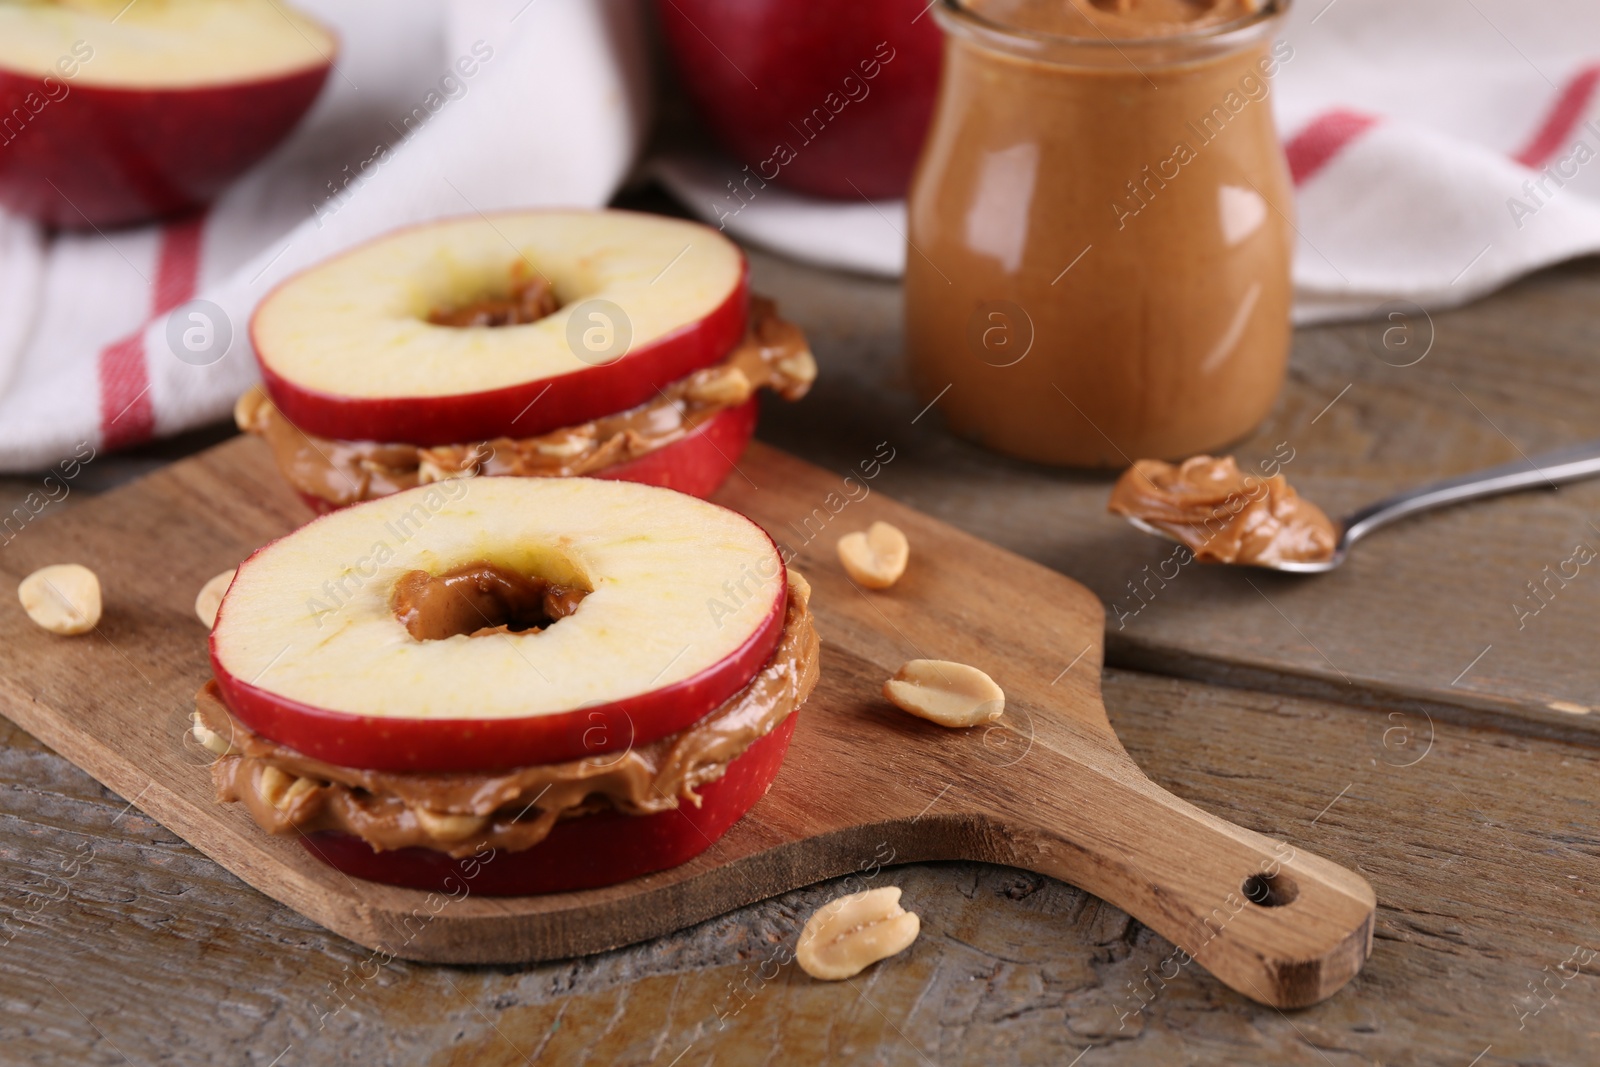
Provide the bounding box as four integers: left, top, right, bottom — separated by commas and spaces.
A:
0, 0, 334, 229
655, 0, 942, 200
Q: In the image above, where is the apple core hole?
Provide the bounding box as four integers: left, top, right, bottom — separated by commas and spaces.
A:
390, 561, 589, 641
425, 261, 563, 329
1241, 872, 1298, 908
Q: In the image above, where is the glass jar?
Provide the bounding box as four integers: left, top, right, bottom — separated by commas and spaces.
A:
905, 0, 1294, 467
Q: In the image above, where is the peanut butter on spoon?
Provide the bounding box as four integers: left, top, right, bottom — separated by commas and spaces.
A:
1116, 443, 1600, 572
1109, 455, 1338, 566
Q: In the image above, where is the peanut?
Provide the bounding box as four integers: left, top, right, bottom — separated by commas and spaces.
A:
258, 765, 296, 810
18, 564, 101, 635
414, 808, 490, 842
189, 711, 234, 757
686, 366, 754, 407
787, 568, 811, 607
194, 569, 235, 629
416, 454, 455, 484
796, 886, 920, 981
233, 386, 269, 433
282, 777, 318, 808
534, 431, 595, 459
836, 521, 909, 589
776, 349, 818, 389
884, 659, 1005, 727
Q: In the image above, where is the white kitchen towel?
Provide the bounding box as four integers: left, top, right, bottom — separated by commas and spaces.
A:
656, 0, 1600, 325
0, 0, 651, 472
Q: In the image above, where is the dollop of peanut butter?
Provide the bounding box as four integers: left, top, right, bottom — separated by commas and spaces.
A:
426, 268, 559, 328
390, 561, 586, 640
1108, 455, 1338, 565
237, 296, 816, 510
202, 571, 818, 858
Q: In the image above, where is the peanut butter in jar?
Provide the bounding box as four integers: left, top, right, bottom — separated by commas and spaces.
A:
906, 0, 1294, 466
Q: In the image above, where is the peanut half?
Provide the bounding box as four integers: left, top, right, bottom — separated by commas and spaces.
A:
18, 564, 102, 635
258, 765, 318, 814
884, 659, 1005, 727
776, 349, 818, 389
686, 365, 754, 407
194, 569, 236, 629
836, 521, 910, 589
796, 886, 921, 981
414, 808, 490, 843
189, 712, 235, 757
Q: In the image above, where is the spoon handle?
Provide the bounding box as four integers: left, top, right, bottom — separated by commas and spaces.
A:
1342, 439, 1600, 546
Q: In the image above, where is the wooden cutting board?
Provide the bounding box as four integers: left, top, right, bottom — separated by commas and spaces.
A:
0, 437, 1374, 1010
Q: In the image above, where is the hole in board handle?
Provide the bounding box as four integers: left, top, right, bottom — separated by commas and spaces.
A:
1242, 872, 1298, 908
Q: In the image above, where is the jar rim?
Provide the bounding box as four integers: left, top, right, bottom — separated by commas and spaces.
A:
936, 0, 1288, 55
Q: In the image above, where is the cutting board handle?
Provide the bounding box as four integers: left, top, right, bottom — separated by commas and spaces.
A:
977, 752, 1375, 1009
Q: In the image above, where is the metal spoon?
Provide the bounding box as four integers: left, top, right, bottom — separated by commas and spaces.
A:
1123, 439, 1600, 574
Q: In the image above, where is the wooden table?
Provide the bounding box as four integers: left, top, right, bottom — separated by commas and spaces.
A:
2, 219, 1596, 1066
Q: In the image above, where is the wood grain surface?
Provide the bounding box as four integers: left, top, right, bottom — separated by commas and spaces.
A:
1, 656, 1591, 1065
0, 437, 1373, 1009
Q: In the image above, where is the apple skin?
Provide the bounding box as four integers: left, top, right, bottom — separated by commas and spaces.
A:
0, 63, 331, 229
654, 0, 941, 200
255, 247, 750, 447
300, 708, 798, 895
292, 395, 761, 515
208, 515, 787, 772
595, 394, 759, 497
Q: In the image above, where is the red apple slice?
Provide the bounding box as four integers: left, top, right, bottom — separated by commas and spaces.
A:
300, 709, 798, 894
0, 0, 334, 228
211, 476, 787, 772
251, 211, 750, 446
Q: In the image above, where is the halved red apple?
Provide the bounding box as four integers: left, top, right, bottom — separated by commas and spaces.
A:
301, 709, 798, 895
0, 0, 334, 228
210, 476, 787, 772
252, 211, 750, 446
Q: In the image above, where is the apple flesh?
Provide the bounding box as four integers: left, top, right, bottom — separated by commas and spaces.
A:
0, 0, 334, 228
654, 0, 942, 200
252, 211, 750, 446
300, 709, 798, 894
211, 476, 787, 771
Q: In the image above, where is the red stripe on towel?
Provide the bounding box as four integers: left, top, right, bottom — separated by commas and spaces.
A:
1285, 108, 1381, 186
153, 214, 206, 315
96, 334, 153, 450
1512, 63, 1600, 169
96, 213, 207, 451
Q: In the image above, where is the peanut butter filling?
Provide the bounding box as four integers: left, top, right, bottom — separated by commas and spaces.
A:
390, 562, 587, 640
426, 268, 560, 328
197, 571, 818, 858
237, 296, 817, 509
1109, 456, 1339, 565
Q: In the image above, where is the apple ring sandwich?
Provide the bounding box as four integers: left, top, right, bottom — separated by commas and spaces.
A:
194, 476, 818, 894
238, 209, 817, 513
